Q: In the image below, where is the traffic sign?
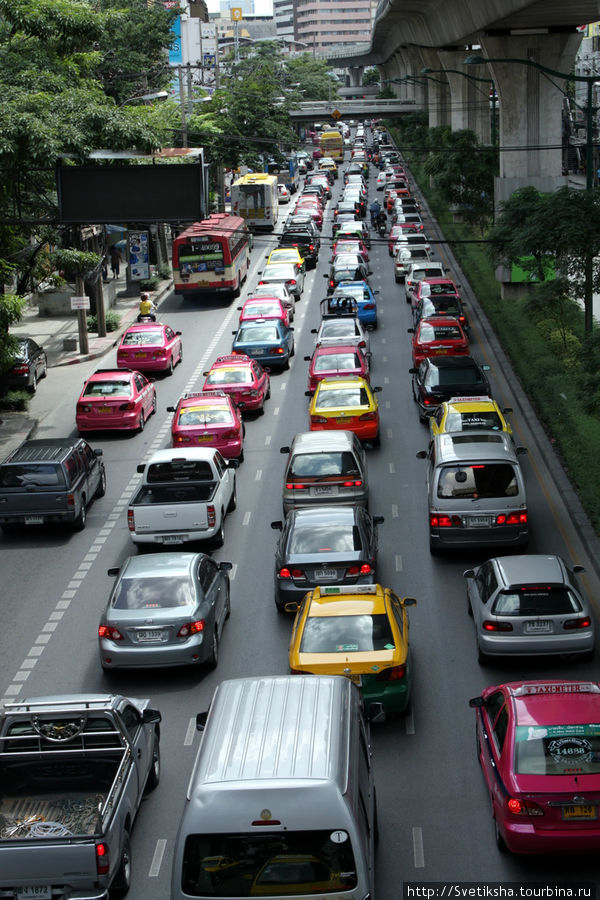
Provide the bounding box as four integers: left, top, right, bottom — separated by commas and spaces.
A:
71, 296, 90, 310
331, 109, 341, 120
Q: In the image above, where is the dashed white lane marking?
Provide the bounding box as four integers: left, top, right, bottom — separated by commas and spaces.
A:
242, 512, 252, 526
389, 463, 396, 474
255, 469, 262, 481
265, 435, 272, 446
392, 504, 399, 518
395, 554, 403, 571
184, 717, 196, 747
148, 839, 167, 877
413, 826, 425, 867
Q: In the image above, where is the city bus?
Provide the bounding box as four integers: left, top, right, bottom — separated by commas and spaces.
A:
320, 129, 344, 162
172, 214, 251, 298
230, 173, 279, 231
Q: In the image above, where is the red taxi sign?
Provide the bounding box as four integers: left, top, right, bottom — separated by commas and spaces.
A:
513, 682, 600, 696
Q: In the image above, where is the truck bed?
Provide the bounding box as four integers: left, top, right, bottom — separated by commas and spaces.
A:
132, 482, 217, 504
0, 791, 104, 838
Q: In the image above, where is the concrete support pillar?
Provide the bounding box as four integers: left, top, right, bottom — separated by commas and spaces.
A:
404, 45, 428, 111
347, 66, 363, 87
478, 32, 581, 207
438, 49, 491, 143
420, 48, 451, 128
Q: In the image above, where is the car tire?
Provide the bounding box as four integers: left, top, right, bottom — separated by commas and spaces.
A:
224, 585, 231, 620
238, 448, 244, 464
41, 358, 48, 380
167, 357, 174, 376
477, 645, 490, 666
372, 430, 381, 448
138, 411, 145, 432
266, 382, 271, 401
95, 467, 107, 499
212, 513, 225, 548
73, 497, 87, 531
227, 483, 237, 513
467, 596, 473, 617
494, 818, 508, 854
206, 628, 219, 670
111, 832, 132, 897
145, 732, 161, 792
151, 393, 157, 416
29, 372, 38, 394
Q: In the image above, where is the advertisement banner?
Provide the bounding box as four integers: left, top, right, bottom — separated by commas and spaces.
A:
128, 230, 150, 281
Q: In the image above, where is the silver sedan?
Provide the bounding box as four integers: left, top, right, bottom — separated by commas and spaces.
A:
99, 552, 232, 670
464, 555, 595, 664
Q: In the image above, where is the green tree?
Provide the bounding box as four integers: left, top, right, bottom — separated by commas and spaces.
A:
285, 54, 340, 101
362, 67, 380, 87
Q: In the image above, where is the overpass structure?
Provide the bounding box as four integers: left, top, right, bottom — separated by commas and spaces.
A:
289, 98, 417, 122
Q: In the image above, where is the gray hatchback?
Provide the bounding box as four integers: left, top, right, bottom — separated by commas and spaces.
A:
464, 555, 595, 664
99, 553, 232, 670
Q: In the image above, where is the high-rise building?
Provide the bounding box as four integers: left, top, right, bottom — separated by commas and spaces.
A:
274, 0, 294, 42
293, 0, 373, 53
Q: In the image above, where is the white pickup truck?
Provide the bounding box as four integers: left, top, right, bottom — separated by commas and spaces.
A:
127, 448, 237, 548
0, 693, 161, 900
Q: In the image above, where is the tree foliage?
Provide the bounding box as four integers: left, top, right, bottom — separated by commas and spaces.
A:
362, 67, 380, 86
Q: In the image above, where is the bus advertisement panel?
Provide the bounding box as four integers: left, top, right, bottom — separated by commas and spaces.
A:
172, 214, 251, 297
231, 173, 279, 231
320, 130, 344, 162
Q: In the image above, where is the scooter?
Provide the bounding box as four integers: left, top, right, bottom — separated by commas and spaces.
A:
377, 219, 387, 237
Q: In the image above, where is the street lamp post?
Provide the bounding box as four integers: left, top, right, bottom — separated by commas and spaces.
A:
465, 53, 598, 332
421, 67, 497, 147
119, 91, 169, 107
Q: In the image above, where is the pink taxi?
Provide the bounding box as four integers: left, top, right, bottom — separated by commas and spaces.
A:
167, 391, 244, 461
116, 323, 182, 374
76, 368, 156, 434
202, 354, 270, 414
237, 297, 290, 327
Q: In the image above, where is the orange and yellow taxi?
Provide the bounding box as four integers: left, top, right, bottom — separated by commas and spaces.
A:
307, 376, 381, 444
287, 584, 416, 717
429, 395, 513, 439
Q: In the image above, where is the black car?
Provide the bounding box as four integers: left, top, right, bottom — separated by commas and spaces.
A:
326, 254, 370, 293
270, 505, 384, 610
413, 294, 470, 332
334, 199, 361, 220
409, 356, 491, 422
279, 227, 320, 269
4, 338, 47, 392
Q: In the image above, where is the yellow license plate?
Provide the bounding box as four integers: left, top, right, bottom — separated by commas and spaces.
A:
135, 351, 147, 358
562, 805, 596, 819
345, 673, 362, 686
98, 406, 112, 413
434, 348, 449, 354
197, 435, 213, 442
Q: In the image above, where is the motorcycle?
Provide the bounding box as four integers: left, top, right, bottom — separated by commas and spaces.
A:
377, 218, 387, 237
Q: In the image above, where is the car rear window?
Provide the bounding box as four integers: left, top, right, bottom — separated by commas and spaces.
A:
314, 352, 360, 372
429, 282, 457, 295
492, 587, 581, 616
433, 366, 484, 386
300, 613, 395, 653
113, 575, 195, 610
437, 464, 519, 499
320, 322, 358, 338
0, 464, 65, 489
288, 451, 360, 479
84, 380, 132, 397
515, 725, 600, 776
122, 330, 162, 346
317, 387, 370, 409
418, 324, 463, 341
289, 523, 361, 554
146, 461, 214, 482
238, 325, 279, 342
178, 407, 233, 426
446, 411, 503, 432
206, 369, 252, 385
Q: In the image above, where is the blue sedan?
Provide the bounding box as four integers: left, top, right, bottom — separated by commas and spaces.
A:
331, 281, 379, 329
231, 319, 295, 370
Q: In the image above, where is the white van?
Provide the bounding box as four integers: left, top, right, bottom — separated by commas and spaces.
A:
171, 675, 378, 900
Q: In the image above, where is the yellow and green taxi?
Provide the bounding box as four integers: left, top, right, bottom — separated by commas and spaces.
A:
266, 247, 305, 272
307, 375, 381, 445
287, 584, 416, 717
429, 395, 513, 439
318, 157, 339, 179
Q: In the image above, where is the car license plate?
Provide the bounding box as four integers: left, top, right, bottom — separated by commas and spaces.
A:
468, 516, 492, 527
24, 516, 43, 525
315, 569, 337, 580
17, 888, 52, 899
196, 435, 213, 442
345, 673, 362, 686
562, 805, 597, 819
314, 485, 334, 495
162, 534, 186, 544
135, 351, 147, 358
97, 406, 112, 413
137, 630, 165, 643
249, 349, 263, 356
434, 348, 448, 354
524, 620, 552, 634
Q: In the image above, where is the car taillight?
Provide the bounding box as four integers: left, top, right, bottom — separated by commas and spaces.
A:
11, 363, 29, 375
309, 244, 315, 252
329, 280, 335, 288
346, 563, 372, 576
274, 347, 284, 354
177, 620, 205, 638
364, 303, 375, 310
496, 511, 527, 525
482, 620, 513, 632
119, 401, 136, 411
174, 435, 192, 442
430, 514, 462, 528
77, 403, 92, 413
98, 625, 124, 641
67, 492, 75, 508
507, 797, 543, 817
286, 482, 306, 490
342, 480, 363, 487
564, 617, 592, 630
279, 567, 291, 579
288, 280, 297, 286
207, 505, 216, 527
152, 349, 167, 358
358, 340, 367, 348
359, 412, 377, 422
96, 842, 110, 876
222, 429, 239, 439
376, 664, 406, 681
127, 509, 135, 532
311, 415, 329, 424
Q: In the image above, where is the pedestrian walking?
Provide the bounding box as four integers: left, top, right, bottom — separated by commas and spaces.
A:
109, 245, 122, 279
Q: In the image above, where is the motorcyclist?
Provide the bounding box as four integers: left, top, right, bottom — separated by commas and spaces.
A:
369, 200, 381, 227
137, 292, 157, 322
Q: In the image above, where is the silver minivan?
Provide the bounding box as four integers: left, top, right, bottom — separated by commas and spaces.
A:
170, 675, 378, 900
416, 431, 529, 553
280, 430, 369, 514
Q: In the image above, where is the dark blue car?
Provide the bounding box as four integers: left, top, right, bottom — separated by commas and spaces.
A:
232, 319, 294, 370
331, 281, 378, 329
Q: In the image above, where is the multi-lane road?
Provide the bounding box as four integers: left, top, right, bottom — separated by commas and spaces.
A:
2, 145, 600, 896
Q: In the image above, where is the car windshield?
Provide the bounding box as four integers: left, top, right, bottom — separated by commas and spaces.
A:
83, 380, 132, 397
446, 411, 503, 432
289, 523, 361, 554
300, 614, 395, 653
288, 451, 360, 479
314, 352, 360, 372
437, 463, 518, 499
492, 587, 581, 616
122, 330, 162, 346
113, 575, 195, 610
514, 725, 600, 776
178, 407, 233, 426
316, 387, 370, 409
238, 326, 280, 342
206, 369, 252, 385
181, 831, 357, 897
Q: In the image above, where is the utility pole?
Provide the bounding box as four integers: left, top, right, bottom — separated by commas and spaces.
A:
178, 65, 188, 148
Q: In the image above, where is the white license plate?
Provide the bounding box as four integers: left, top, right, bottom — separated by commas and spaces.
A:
17, 888, 52, 899
24, 516, 43, 525
249, 349, 263, 356
315, 569, 337, 580
162, 534, 187, 544
468, 516, 492, 527
524, 620, 552, 634
137, 630, 165, 642
314, 485, 335, 495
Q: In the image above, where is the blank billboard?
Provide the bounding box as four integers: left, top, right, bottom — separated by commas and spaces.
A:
57, 164, 206, 224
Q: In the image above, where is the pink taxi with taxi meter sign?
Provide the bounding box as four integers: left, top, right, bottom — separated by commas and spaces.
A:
167, 391, 244, 461
470, 680, 600, 854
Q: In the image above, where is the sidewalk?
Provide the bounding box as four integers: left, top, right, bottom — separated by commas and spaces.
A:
0, 273, 173, 460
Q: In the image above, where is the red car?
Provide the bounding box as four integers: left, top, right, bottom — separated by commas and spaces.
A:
470, 680, 600, 854
304, 343, 370, 392
76, 368, 156, 434
116, 322, 182, 374
294, 201, 323, 229
168, 390, 245, 460
202, 354, 270, 414
332, 238, 370, 263
238, 297, 289, 327
412, 277, 462, 307
408, 316, 469, 367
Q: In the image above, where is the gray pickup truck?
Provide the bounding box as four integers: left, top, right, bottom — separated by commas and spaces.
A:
0, 438, 106, 532
0, 693, 161, 900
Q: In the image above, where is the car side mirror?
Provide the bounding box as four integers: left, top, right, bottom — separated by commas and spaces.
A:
143, 708, 162, 725
303, 355, 311, 362
270, 521, 283, 530
136, 464, 146, 473
284, 601, 300, 614
409, 367, 417, 374
372, 516, 384, 526
232, 330, 237, 334
502, 407, 513, 414
373, 386, 382, 393
219, 561, 233, 571
463, 569, 475, 578
469, 696, 484, 708
515, 446, 528, 455
280, 446, 290, 454
202, 371, 210, 377
573, 564, 586, 574
416, 450, 427, 459
310, 328, 317, 334
107, 567, 120, 577
407, 328, 414, 334
176, 331, 182, 336
196, 711, 208, 731
94, 448, 103, 457
401, 597, 417, 607
166, 406, 175, 412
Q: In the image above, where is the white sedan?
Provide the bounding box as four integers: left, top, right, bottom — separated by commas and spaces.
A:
277, 184, 291, 204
